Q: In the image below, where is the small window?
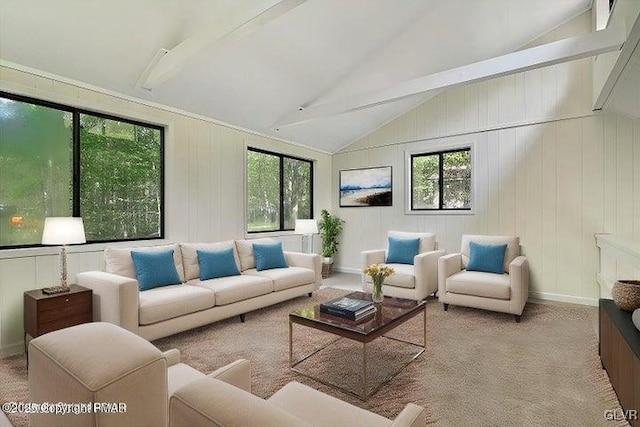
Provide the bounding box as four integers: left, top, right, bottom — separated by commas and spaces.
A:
410, 148, 471, 211
246, 148, 313, 232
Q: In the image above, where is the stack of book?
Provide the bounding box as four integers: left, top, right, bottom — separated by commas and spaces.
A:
320, 297, 376, 321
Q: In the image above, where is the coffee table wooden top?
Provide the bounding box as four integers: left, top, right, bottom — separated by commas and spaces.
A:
289, 291, 426, 343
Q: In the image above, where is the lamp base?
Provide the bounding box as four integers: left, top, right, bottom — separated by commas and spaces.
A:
42, 285, 71, 295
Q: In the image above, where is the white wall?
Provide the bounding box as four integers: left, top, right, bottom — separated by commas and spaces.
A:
0, 65, 332, 355
332, 12, 640, 305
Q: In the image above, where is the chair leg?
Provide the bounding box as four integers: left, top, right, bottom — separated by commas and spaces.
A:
515, 315, 521, 323
443, 303, 449, 311
239, 314, 245, 323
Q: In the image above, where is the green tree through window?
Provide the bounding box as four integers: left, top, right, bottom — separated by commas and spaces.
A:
411, 148, 471, 211
0, 92, 164, 247
247, 148, 312, 232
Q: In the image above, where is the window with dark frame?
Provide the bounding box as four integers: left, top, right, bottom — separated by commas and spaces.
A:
0, 92, 164, 248
246, 148, 313, 233
410, 148, 471, 211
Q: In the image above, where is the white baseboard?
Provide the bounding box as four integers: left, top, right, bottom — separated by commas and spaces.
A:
528, 292, 598, 307
333, 266, 361, 275
333, 267, 599, 307
0, 341, 24, 358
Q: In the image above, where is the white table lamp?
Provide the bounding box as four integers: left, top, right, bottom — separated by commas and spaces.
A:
42, 217, 86, 289
294, 219, 318, 253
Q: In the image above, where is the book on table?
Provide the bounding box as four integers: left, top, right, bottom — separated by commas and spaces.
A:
320, 297, 376, 321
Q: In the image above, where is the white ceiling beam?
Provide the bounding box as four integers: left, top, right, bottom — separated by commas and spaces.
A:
274, 25, 625, 130
139, 0, 308, 91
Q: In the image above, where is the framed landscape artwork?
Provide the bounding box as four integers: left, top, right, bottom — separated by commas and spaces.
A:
339, 166, 392, 207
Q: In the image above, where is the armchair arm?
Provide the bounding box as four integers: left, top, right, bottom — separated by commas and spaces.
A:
390, 403, 427, 427
362, 249, 385, 268
208, 359, 251, 393
509, 256, 529, 315
163, 349, 181, 367
414, 250, 445, 297
285, 252, 322, 286
76, 271, 139, 334
438, 253, 462, 297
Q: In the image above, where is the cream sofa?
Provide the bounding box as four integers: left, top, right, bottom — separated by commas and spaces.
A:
77, 239, 321, 340
29, 322, 426, 427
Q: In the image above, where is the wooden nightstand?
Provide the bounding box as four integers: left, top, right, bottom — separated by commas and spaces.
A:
24, 284, 93, 358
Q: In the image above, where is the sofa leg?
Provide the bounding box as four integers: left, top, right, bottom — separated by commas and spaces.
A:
443, 303, 449, 311
239, 314, 245, 323
515, 315, 521, 323
308, 292, 312, 297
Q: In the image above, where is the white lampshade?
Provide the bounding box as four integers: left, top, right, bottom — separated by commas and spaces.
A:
294, 219, 318, 235
42, 217, 86, 245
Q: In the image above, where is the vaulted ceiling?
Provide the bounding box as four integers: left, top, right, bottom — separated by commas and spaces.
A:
0, 0, 592, 153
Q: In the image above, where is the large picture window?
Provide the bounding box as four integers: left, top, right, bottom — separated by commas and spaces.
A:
0, 92, 164, 248
246, 148, 313, 232
410, 147, 471, 211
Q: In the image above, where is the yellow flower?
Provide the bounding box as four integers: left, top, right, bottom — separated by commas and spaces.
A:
363, 263, 395, 282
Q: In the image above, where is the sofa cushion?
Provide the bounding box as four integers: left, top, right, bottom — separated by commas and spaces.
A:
105, 244, 185, 283
386, 236, 420, 265
445, 270, 511, 300
131, 249, 182, 291
180, 241, 241, 281
363, 263, 415, 289
189, 275, 273, 305
235, 238, 277, 271
466, 242, 507, 274
197, 248, 241, 280
253, 241, 288, 271
243, 266, 315, 292
268, 381, 391, 427
138, 284, 216, 325
460, 235, 519, 273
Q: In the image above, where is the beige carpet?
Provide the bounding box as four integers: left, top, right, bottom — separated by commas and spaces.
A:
0, 288, 628, 427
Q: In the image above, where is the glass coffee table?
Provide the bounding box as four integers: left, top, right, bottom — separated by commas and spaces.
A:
289, 291, 426, 400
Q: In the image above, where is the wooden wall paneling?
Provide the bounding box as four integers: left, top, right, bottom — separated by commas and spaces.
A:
514, 126, 529, 241
635, 120, 640, 242
464, 84, 480, 132
446, 85, 466, 135
525, 124, 544, 292
556, 119, 583, 297
581, 116, 605, 298
541, 65, 558, 120
486, 130, 501, 235
616, 116, 634, 238
603, 112, 618, 234
35, 255, 57, 287
524, 69, 543, 121
498, 128, 517, 236
498, 75, 517, 125
1, 258, 36, 354
541, 122, 558, 294
166, 119, 190, 243
486, 79, 500, 128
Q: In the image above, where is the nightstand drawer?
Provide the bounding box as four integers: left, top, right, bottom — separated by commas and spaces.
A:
38, 292, 92, 323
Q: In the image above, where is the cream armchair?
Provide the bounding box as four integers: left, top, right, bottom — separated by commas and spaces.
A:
362, 231, 445, 300
29, 322, 426, 427
438, 234, 529, 322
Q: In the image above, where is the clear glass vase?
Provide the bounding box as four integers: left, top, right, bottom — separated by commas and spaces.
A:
372, 278, 384, 303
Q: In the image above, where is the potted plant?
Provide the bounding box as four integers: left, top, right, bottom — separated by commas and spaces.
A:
318, 209, 344, 278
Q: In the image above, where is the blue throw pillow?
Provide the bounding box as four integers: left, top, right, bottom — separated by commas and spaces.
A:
386, 236, 420, 265
466, 241, 507, 274
253, 241, 288, 271
197, 247, 240, 280
131, 250, 181, 291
